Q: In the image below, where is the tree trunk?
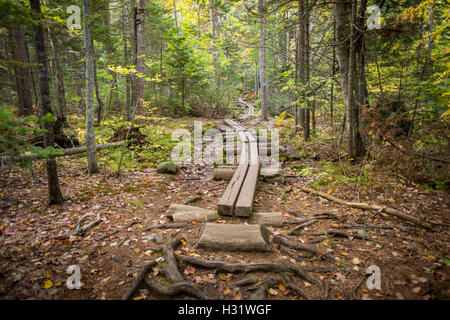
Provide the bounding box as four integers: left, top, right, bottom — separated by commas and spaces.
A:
258, 0, 268, 121
83, 0, 99, 174
10, 28, 33, 116
121, 0, 131, 120
334, 0, 365, 158
135, 0, 146, 115
47, 28, 67, 124
30, 0, 64, 205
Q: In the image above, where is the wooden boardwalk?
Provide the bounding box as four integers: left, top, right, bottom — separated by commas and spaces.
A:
218, 118, 259, 217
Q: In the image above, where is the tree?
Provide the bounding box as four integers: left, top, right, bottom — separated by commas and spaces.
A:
47, 27, 67, 125
9, 28, 33, 116
334, 0, 365, 158
83, 0, 99, 174
30, 0, 63, 205
258, 0, 268, 121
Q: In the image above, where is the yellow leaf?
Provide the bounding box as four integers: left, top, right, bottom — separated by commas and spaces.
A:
223, 288, 231, 295
428, 254, 435, 260
180, 239, 187, 246
279, 283, 286, 291
339, 251, 348, 256
134, 248, 141, 253
42, 280, 53, 289
233, 294, 242, 300
219, 274, 228, 281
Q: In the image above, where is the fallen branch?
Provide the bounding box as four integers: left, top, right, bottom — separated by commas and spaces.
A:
179, 255, 320, 287
333, 224, 417, 232
297, 230, 373, 241
298, 186, 432, 230
8, 142, 125, 162
385, 138, 450, 164
54, 213, 102, 240
142, 223, 193, 232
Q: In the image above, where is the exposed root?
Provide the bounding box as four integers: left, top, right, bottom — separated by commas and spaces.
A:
285, 282, 311, 300
145, 279, 209, 300
272, 234, 335, 262
160, 237, 185, 283
179, 255, 320, 287
121, 261, 157, 300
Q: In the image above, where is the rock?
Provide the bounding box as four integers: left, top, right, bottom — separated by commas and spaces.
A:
260, 167, 284, 183
196, 223, 271, 252
169, 204, 218, 222
250, 212, 283, 226
157, 162, 178, 174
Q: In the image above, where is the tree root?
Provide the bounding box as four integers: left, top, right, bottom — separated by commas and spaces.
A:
285, 282, 311, 300
179, 255, 320, 287
160, 237, 185, 283
121, 261, 157, 300
145, 279, 209, 300
273, 234, 335, 262
298, 186, 432, 230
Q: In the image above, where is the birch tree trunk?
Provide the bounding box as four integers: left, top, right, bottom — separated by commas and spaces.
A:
258, 0, 268, 121
121, 0, 131, 120
30, 0, 64, 204
83, 0, 99, 174
135, 0, 146, 115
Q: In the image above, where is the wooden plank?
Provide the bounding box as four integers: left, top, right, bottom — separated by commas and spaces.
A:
235, 132, 259, 217
235, 163, 259, 217
218, 123, 249, 216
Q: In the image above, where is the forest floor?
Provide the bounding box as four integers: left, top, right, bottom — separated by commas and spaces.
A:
0, 116, 449, 300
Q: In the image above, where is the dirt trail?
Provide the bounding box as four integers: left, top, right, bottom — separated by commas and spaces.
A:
0, 116, 449, 300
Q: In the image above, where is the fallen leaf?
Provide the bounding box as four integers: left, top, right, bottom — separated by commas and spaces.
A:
268, 288, 278, 296
42, 280, 53, 289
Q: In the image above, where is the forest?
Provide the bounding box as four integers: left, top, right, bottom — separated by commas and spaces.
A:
0, 0, 448, 302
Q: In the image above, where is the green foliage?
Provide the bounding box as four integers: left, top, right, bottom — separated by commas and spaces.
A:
0, 106, 63, 162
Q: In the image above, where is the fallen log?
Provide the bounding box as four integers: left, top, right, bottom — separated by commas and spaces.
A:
7, 141, 125, 162
298, 186, 432, 230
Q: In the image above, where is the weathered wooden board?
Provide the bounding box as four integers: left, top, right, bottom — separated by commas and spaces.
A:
196, 223, 270, 251
217, 123, 249, 216
235, 131, 259, 217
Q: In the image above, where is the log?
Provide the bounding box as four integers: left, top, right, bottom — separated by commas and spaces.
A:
8, 141, 125, 162
298, 186, 432, 230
